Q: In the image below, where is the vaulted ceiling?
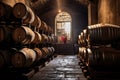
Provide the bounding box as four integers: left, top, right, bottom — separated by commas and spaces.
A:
30, 0, 91, 16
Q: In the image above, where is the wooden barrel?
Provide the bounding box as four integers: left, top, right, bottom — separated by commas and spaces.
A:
0, 50, 11, 68
47, 36, 51, 43
34, 48, 42, 61
0, 2, 5, 17
83, 29, 88, 41
48, 47, 55, 55
12, 26, 35, 44
51, 47, 55, 54
83, 29, 88, 46
97, 26, 118, 44
78, 47, 81, 56
78, 35, 81, 45
31, 15, 41, 28
32, 31, 42, 44
51, 36, 55, 43
88, 24, 120, 45
45, 24, 49, 32
88, 47, 120, 68
47, 47, 53, 55
13, 3, 27, 18
114, 25, 120, 40
13, 2, 35, 24
88, 25, 98, 44
39, 21, 47, 31
41, 34, 48, 43
79, 47, 85, 62
80, 32, 85, 46
0, 26, 12, 42
41, 47, 49, 58
84, 48, 92, 66
100, 47, 120, 67
11, 48, 36, 68
0, 2, 13, 18
22, 6, 35, 24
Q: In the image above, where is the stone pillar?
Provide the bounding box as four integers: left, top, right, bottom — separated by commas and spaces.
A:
98, 0, 120, 25
88, 2, 98, 25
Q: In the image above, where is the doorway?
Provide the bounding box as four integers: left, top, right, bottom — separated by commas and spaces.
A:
55, 12, 72, 44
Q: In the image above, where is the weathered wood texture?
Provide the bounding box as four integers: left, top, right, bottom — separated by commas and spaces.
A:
98, 0, 120, 25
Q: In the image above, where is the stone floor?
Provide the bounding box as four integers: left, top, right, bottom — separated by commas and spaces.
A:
29, 55, 87, 80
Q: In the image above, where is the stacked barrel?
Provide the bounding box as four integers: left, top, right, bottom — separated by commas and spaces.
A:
78, 23, 120, 80
0, 2, 55, 77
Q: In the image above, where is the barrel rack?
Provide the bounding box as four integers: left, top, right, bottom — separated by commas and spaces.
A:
78, 23, 120, 80
0, 2, 56, 79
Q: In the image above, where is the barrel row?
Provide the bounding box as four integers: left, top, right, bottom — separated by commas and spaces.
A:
0, 47, 55, 68
88, 23, 120, 45
13, 2, 54, 33
88, 47, 120, 68
78, 29, 88, 47
78, 47, 120, 79
77, 23, 120, 79
0, 2, 13, 19
0, 2, 56, 77
78, 23, 120, 46
79, 47, 120, 67
0, 25, 55, 45
13, 26, 55, 44
0, 2, 53, 33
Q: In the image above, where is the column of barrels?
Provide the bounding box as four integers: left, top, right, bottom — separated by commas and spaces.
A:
78, 23, 120, 80
0, 2, 55, 78
78, 28, 91, 79
0, 2, 17, 70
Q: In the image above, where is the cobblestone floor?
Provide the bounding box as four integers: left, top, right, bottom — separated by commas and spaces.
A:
29, 55, 87, 80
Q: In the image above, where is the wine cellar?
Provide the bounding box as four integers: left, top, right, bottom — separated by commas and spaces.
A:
0, 0, 120, 80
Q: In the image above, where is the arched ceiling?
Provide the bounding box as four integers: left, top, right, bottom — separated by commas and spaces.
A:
29, 0, 93, 16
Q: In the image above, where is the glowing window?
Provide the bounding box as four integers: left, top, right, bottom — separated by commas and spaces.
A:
55, 12, 72, 43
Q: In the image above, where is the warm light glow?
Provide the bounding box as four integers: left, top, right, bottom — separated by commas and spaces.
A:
78, 35, 81, 39
64, 22, 71, 39
58, 9, 61, 13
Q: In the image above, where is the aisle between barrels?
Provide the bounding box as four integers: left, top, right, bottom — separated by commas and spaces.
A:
29, 55, 87, 80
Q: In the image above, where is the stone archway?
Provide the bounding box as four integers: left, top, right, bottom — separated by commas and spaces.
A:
55, 11, 72, 44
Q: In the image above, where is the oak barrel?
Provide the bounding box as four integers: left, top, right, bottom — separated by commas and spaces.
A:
39, 21, 48, 31
41, 47, 49, 58
41, 34, 48, 43
32, 31, 42, 44
51, 47, 55, 54
11, 48, 36, 68
31, 15, 41, 28
88, 47, 120, 68
34, 47, 42, 61
0, 2, 13, 18
0, 26, 12, 42
47, 47, 54, 55
88, 24, 120, 45
0, 2, 5, 17
12, 26, 35, 44
0, 50, 11, 68
13, 2, 35, 24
